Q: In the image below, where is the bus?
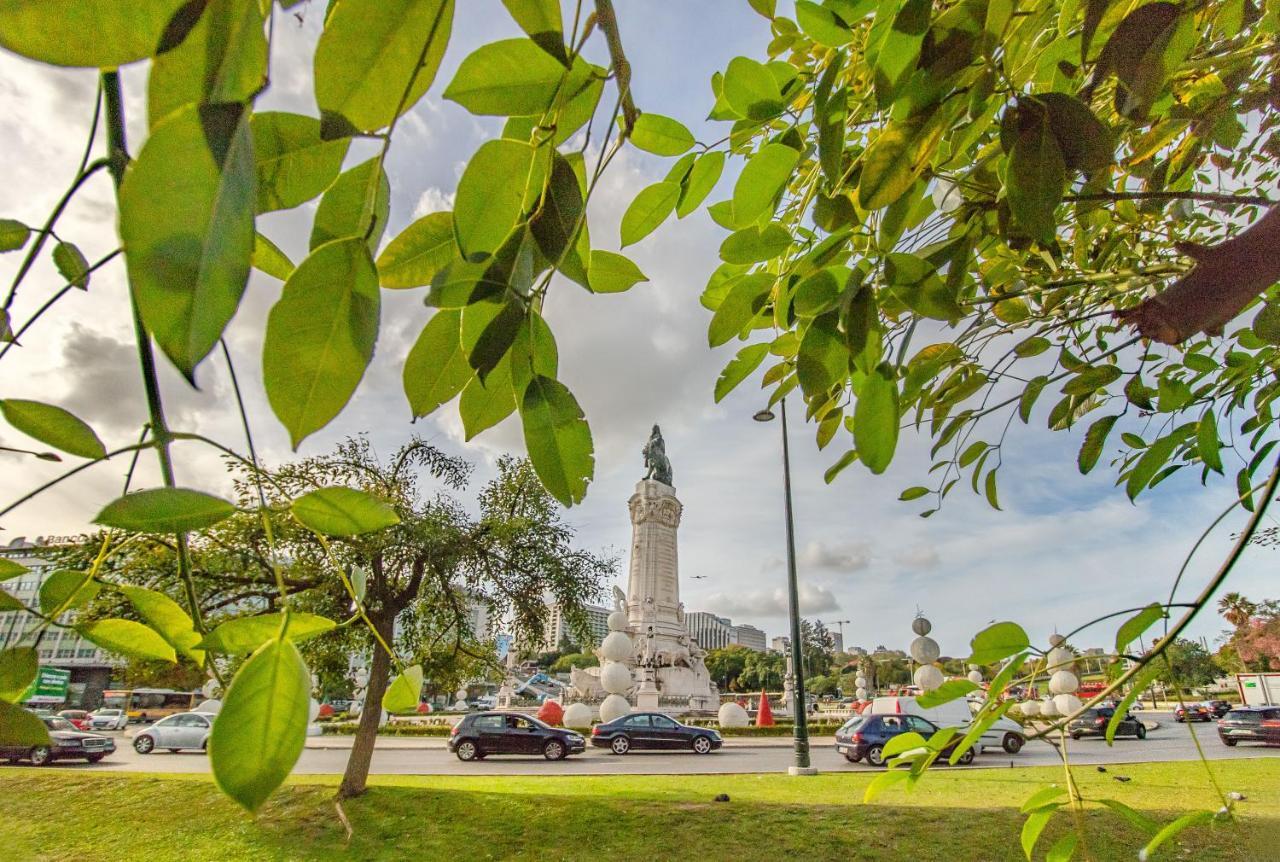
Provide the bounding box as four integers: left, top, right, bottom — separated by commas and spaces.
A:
100, 689, 199, 723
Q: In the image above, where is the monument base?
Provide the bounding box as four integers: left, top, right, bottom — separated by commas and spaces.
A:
635, 689, 660, 710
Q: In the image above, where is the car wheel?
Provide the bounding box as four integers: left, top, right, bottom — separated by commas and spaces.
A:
865, 744, 885, 767
610, 735, 630, 755
455, 740, 478, 762
29, 746, 51, 766
844, 752, 861, 763
692, 735, 713, 755
1223, 738, 1237, 747
955, 747, 976, 766
1070, 732, 1082, 741
133, 735, 155, 754
1175, 716, 1184, 722
86, 754, 104, 763
543, 740, 566, 761
1135, 723, 1147, 739
1002, 733, 1024, 754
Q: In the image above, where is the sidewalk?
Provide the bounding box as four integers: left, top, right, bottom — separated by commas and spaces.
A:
305, 734, 839, 750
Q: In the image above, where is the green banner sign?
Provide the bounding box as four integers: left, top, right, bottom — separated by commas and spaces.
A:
21, 666, 70, 702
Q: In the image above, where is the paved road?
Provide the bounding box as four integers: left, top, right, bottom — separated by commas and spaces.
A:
15, 717, 1279, 777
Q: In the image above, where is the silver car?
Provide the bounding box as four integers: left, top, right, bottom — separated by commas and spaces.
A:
132, 711, 213, 754
89, 708, 128, 731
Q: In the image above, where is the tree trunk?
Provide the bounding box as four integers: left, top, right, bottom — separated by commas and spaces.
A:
337, 609, 396, 800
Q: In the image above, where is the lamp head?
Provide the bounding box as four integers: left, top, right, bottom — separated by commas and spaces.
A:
753, 408, 776, 423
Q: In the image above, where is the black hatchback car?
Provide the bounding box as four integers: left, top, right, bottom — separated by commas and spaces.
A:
448, 711, 585, 761
1217, 706, 1280, 746
834, 713, 976, 767
590, 712, 722, 754
1068, 707, 1146, 740
1, 714, 116, 765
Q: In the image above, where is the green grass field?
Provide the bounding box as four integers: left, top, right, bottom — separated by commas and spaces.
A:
3, 760, 1278, 861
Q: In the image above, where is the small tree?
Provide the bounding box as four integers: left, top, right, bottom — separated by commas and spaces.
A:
704, 644, 754, 691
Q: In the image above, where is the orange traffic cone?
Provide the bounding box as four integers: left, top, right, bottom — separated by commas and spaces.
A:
756, 689, 774, 727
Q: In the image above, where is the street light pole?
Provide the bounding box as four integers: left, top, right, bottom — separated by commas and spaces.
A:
754, 397, 816, 775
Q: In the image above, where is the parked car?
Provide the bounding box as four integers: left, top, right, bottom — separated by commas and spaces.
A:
88, 708, 129, 731
1175, 703, 1212, 722
448, 711, 585, 761
132, 711, 212, 754
1217, 706, 1280, 746
1068, 707, 1146, 740
590, 712, 722, 755
56, 709, 92, 730
1206, 700, 1233, 719
870, 696, 1020, 754
1, 714, 116, 765
834, 713, 977, 767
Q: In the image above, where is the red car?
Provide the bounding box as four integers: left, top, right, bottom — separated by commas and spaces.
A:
57, 709, 92, 730
1175, 703, 1212, 722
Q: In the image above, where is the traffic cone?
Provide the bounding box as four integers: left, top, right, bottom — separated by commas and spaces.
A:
756, 689, 774, 727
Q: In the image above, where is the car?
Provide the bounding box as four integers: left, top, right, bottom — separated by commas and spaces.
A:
834, 713, 977, 767
57, 709, 92, 730
447, 711, 585, 761
1217, 706, 1280, 746
1206, 700, 1233, 719
1175, 703, 1213, 722
132, 711, 213, 754
869, 696, 1021, 754
590, 712, 723, 755
88, 708, 129, 730
1068, 707, 1146, 740
1, 714, 116, 765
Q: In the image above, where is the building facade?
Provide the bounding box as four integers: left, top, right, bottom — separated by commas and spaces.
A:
729, 623, 767, 651
535, 599, 611, 652
686, 611, 732, 651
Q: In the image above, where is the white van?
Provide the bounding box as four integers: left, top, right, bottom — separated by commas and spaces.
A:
868, 696, 1027, 754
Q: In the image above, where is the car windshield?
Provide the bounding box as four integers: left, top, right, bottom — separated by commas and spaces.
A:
1224, 710, 1262, 723
97, 709, 121, 716
42, 717, 75, 731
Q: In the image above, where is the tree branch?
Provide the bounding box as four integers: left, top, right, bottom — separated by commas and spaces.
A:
1066, 190, 1273, 207
593, 0, 637, 135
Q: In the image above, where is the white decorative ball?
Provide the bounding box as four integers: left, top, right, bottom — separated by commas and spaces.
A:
1040, 697, 1059, 718
1054, 694, 1082, 716
914, 664, 944, 691
607, 610, 629, 632
600, 694, 631, 723
1021, 699, 1041, 717
563, 702, 594, 729
195, 698, 222, 715
912, 617, 932, 636
1049, 633, 1066, 647
1047, 647, 1074, 670
600, 661, 632, 695
599, 630, 633, 662
910, 636, 941, 665
854, 676, 867, 688
718, 701, 749, 728
1049, 670, 1080, 695
967, 670, 984, 685
308, 699, 320, 722
855, 687, 868, 700
455, 688, 468, 701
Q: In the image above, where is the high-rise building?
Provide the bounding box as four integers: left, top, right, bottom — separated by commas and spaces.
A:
832, 631, 844, 655
686, 612, 732, 651
729, 624, 767, 651
771, 636, 790, 653
535, 598, 611, 651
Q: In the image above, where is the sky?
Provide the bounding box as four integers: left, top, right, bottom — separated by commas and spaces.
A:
0, 1, 1273, 658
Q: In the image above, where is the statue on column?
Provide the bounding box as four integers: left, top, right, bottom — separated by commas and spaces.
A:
642, 424, 674, 486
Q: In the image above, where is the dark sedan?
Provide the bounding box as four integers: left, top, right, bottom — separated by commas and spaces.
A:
834, 713, 976, 767
447, 711, 585, 761
1206, 700, 1233, 718
1, 715, 116, 765
1175, 703, 1212, 722
1217, 707, 1280, 746
1068, 707, 1146, 740
590, 712, 722, 755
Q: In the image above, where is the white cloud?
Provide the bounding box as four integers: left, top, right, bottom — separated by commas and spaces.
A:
702, 582, 841, 618
799, 540, 872, 572
412, 186, 455, 218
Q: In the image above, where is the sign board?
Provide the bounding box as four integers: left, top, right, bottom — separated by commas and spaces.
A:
21, 666, 71, 703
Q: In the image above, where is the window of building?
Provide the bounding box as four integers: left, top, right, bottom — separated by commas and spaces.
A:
77, 648, 96, 658
56, 647, 74, 658
38, 649, 52, 658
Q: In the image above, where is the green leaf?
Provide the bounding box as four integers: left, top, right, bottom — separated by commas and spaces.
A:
631, 113, 695, 156
0, 219, 30, 252
509, 311, 558, 399
120, 103, 255, 378
884, 253, 960, 322
916, 679, 979, 708
854, 363, 899, 474
1078, 414, 1118, 474
1019, 375, 1048, 423
316, 0, 454, 131
0, 0, 187, 67
291, 487, 401, 537
52, 241, 90, 289
529, 150, 584, 262
77, 619, 176, 662
856, 112, 944, 211
461, 288, 525, 380
620, 181, 680, 247
714, 343, 770, 403
1062, 364, 1121, 396
39, 570, 101, 616
969, 621, 1030, 665
720, 224, 792, 265
147, 0, 267, 128
459, 356, 516, 440
1007, 114, 1065, 244
708, 273, 773, 348
1020, 785, 1068, 814
1021, 804, 1061, 860
95, 487, 236, 533
588, 250, 648, 294
797, 311, 848, 399
722, 56, 784, 120
210, 636, 311, 812
0, 399, 105, 459
677, 151, 725, 218
1099, 3, 1191, 121
118, 585, 204, 664
1198, 411, 1223, 473
1014, 336, 1051, 358
0, 590, 23, 612
520, 375, 594, 506
444, 37, 569, 115
1142, 811, 1215, 860
1037, 92, 1115, 173
377, 212, 455, 288
310, 156, 391, 252
198, 612, 337, 655
0, 558, 26, 580
1124, 431, 1182, 500
747, 0, 776, 18
882, 731, 928, 761
863, 767, 911, 802
404, 309, 471, 417
1107, 662, 1160, 743
454, 139, 543, 258
253, 233, 294, 282
501, 0, 566, 64
795, 0, 854, 46
899, 486, 930, 501
1045, 831, 1077, 862
732, 143, 800, 225
263, 239, 381, 449
0, 647, 38, 703
0, 699, 50, 747
867, 0, 931, 108
383, 664, 424, 714
1251, 303, 1280, 344
1115, 603, 1164, 655
250, 112, 350, 213
1098, 799, 1159, 836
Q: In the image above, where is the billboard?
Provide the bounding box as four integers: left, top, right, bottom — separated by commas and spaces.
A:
21, 666, 71, 703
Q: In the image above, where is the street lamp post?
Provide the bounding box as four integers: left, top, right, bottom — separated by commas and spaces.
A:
754, 397, 817, 775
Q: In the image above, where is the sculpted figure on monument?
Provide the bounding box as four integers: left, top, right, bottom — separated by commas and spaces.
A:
642, 424, 674, 486
612, 585, 627, 613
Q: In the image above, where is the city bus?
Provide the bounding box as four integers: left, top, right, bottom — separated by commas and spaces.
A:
100, 689, 199, 723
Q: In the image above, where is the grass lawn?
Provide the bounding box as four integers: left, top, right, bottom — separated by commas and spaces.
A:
3, 760, 1278, 861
